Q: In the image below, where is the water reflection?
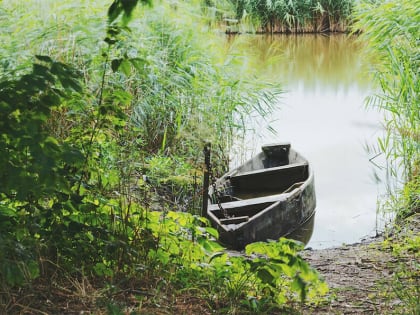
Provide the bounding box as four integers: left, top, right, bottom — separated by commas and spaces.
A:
225, 34, 372, 90
227, 34, 386, 249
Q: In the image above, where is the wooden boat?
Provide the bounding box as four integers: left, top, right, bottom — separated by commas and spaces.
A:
207, 143, 316, 250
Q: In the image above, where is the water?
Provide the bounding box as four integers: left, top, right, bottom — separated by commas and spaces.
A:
227, 34, 388, 249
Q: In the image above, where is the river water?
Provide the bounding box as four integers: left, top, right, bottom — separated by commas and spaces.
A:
227, 34, 388, 249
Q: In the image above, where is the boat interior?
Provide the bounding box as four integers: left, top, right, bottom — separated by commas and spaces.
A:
208, 144, 309, 225
228, 162, 308, 198
209, 167, 308, 225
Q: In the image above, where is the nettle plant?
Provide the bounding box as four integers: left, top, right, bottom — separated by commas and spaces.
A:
136, 211, 328, 309
174, 237, 329, 311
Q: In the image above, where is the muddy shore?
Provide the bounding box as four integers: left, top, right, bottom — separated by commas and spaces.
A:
301, 213, 419, 314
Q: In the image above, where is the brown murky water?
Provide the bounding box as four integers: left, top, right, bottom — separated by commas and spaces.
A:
226, 34, 387, 249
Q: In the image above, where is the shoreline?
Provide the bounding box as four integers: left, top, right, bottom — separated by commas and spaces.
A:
301, 213, 419, 314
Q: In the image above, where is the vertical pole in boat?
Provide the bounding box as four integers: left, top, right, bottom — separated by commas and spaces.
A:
202, 143, 211, 218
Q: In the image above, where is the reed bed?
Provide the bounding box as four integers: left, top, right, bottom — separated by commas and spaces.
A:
227, 0, 354, 33
353, 3, 419, 313
354, 0, 419, 218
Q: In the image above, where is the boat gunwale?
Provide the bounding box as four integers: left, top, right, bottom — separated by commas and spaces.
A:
210, 149, 315, 208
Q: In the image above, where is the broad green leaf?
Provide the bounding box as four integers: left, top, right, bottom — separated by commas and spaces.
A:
111, 58, 123, 72
119, 59, 131, 76
0, 204, 17, 217
204, 226, 219, 239
208, 251, 226, 263
257, 267, 275, 285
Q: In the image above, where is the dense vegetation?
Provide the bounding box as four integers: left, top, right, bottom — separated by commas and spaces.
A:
354, 0, 419, 312
223, 0, 354, 33
0, 0, 418, 313
0, 0, 328, 313
354, 0, 419, 220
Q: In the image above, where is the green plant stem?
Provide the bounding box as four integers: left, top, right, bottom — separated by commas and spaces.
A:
76, 45, 111, 195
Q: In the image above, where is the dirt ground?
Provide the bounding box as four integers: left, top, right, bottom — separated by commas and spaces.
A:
302, 240, 398, 314
301, 213, 419, 314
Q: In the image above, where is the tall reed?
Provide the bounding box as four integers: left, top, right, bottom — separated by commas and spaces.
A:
354, 0, 419, 218
104, 1, 281, 175
227, 0, 354, 33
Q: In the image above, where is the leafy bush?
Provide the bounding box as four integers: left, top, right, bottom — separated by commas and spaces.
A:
0, 56, 84, 287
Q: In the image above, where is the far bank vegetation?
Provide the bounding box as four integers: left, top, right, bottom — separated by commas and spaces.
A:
217, 0, 354, 33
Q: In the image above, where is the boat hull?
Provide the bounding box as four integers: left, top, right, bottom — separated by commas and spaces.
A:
207, 143, 316, 249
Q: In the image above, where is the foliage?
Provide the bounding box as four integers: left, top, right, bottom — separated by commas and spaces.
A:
162, 237, 328, 313
107, 0, 152, 26
245, 239, 328, 304
354, 0, 420, 219
0, 0, 328, 314
0, 56, 82, 200
0, 56, 84, 288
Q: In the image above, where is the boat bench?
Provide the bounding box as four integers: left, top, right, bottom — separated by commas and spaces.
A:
219, 216, 249, 225
228, 162, 309, 193
208, 199, 275, 219
208, 193, 289, 220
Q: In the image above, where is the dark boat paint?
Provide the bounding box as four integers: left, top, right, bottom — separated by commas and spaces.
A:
207, 143, 316, 249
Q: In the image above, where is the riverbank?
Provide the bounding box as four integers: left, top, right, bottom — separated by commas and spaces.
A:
302, 213, 419, 314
